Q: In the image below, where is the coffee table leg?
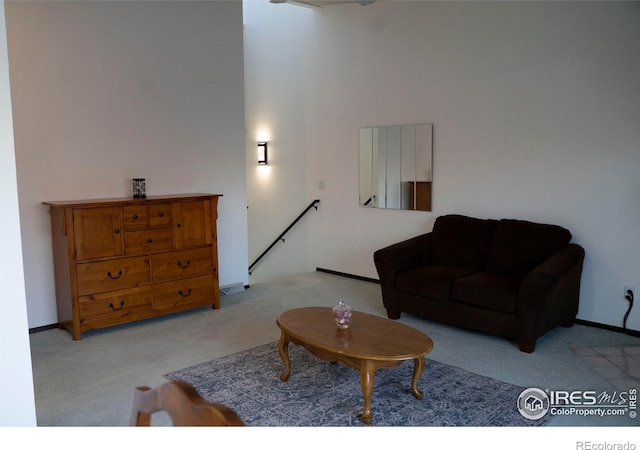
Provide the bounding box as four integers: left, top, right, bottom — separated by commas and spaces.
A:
277, 331, 291, 382
411, 356, 425, 399
360, 360, 374, 424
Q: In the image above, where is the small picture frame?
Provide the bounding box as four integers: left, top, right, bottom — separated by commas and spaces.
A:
132, 178, 146, 199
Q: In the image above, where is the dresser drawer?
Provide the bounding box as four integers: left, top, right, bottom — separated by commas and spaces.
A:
76, 256, 150, 295
122, 205, 149, 230
152, 275, 214, 310
149, 203, 172, 228
124, 228, 174, 255
78, 286, 152, 329
150, 247, 214, 282
123, 203, 172, 230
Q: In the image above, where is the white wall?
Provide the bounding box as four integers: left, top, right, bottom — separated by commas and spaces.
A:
244, 1, 640, 331
6, 0, 248, 328
244, 2, 316, 282
0, 1, 36, 426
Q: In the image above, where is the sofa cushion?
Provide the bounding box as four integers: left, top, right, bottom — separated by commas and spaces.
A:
486, 219, 572, 276
395, 265, 478, 302
431, 215, 497, 271
451, 271, 521, 313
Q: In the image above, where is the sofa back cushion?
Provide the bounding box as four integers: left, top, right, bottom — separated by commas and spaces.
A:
432, 215, 496, 271
486, 219, 572, 276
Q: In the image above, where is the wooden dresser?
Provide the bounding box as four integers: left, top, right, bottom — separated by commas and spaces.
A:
43, 194, 222, 340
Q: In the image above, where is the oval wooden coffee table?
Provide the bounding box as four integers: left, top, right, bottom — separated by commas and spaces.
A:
276, 306, 434, 424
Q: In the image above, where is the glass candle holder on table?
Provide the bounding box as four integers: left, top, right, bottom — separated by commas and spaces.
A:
332, 301, 353, 330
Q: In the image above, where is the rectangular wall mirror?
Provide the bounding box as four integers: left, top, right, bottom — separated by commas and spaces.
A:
359, 123, 433, 211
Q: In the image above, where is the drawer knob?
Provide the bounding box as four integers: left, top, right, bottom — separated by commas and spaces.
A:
176, 223, 182, 228
177, 260, 191, 269
109, 301, 125, 311
147, 239, 153, 243
114, 229, 120, 234
158, 212, 164, 217
107, 270, 123, 280
178, 288, 192, 298
133, 214, 138, 220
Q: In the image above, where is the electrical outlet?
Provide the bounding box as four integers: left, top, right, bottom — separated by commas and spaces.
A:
624, 285, 635, 301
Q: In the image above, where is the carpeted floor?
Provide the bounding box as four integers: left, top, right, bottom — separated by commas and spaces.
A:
29, 271, 640, 431
165, 341, 549, 427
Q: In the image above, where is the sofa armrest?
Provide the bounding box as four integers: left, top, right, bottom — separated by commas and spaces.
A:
373, 233, 433, 315
517, 243, 585, 343
374, 232, 433, 284
520, 244, 585, 300
530, 243, 585, 278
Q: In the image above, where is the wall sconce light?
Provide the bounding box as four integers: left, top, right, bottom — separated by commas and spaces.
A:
258, 142, 268, 165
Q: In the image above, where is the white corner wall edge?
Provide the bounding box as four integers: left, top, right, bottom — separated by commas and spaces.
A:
0, 1, 37, 426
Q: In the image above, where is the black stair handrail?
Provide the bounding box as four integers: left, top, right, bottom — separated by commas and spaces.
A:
248, 199, 320, 275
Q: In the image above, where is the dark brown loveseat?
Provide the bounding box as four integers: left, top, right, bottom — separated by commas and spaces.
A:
373, 214, 585, 352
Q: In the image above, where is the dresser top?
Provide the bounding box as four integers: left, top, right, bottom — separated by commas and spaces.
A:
43, 193, 222, 208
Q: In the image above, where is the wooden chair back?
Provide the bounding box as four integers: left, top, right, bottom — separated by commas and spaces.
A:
130, 380, 245, 426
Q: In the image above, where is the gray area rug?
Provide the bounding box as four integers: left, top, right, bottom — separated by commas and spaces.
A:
165, 341, 548, 426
